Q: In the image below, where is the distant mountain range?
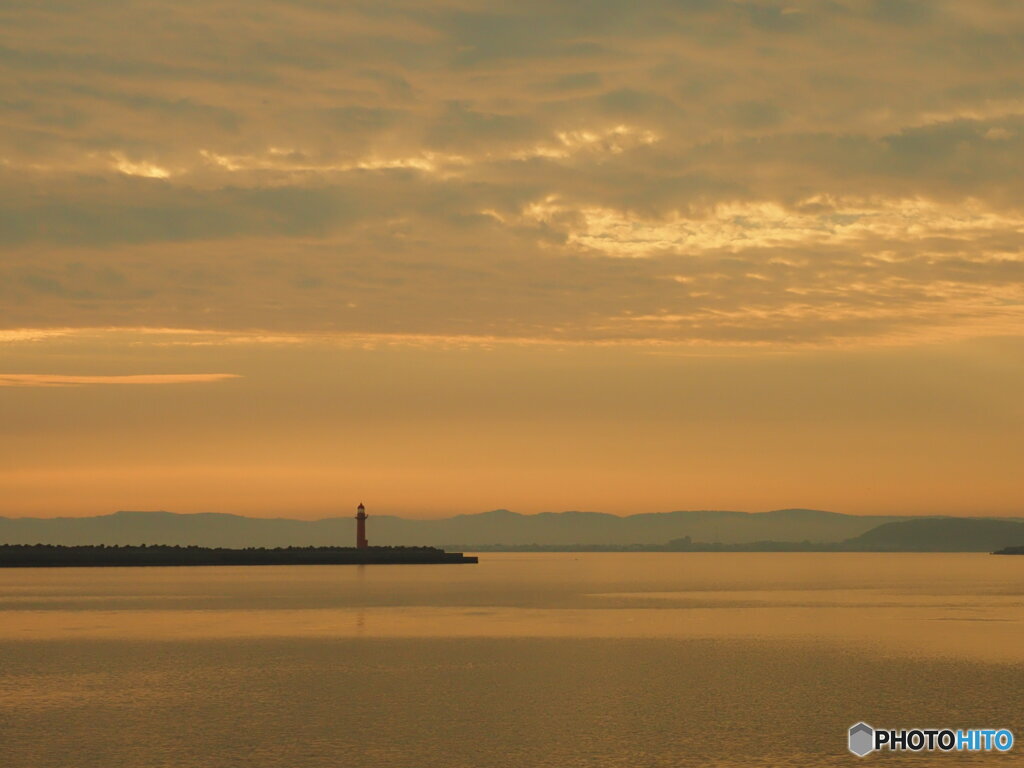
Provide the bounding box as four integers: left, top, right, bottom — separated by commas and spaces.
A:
0, 508, 956, 548
2, 509, 1022, 552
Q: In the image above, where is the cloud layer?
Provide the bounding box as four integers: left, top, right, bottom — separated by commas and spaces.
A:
2, 0, 1024, 346
0, 373, 240, 387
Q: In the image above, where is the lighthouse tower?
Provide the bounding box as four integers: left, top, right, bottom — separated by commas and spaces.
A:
355, 503, 368, 549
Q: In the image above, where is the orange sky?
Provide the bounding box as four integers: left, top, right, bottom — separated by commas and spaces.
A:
2, 2, 1024, 519
2, 331, 1022, 518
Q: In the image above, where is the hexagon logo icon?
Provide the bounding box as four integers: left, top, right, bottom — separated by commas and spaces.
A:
849, 722, 875, 757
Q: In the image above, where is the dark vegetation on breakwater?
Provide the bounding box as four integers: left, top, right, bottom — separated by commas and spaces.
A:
0, 544, 477, 567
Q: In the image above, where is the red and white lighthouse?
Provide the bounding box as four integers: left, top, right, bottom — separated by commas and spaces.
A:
355, 503, 368, 549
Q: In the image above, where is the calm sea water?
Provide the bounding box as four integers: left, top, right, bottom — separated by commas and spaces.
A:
2, 553, 1023, 767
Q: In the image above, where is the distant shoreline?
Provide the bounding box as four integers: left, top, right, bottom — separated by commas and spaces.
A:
0, 544, 478, 567
4, 511, 1024, 554
992, 546, 1024, 555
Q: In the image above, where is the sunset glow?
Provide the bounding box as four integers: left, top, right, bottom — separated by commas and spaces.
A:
2, 1, 1023, 518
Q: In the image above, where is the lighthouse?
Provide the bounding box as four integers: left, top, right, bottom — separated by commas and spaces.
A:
355, 503, 368, 549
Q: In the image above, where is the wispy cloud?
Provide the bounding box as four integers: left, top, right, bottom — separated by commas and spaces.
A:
0, 373, 240, 387
0, 329, 74, 343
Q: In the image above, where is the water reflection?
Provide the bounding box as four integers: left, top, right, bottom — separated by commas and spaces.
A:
0, 553, 1021, 660
2, 554, 1023, 768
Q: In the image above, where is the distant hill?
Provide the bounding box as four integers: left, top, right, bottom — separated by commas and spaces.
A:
840, 518, 1024, 552
0, 508, 905, 548
993, 545, 1024, 555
